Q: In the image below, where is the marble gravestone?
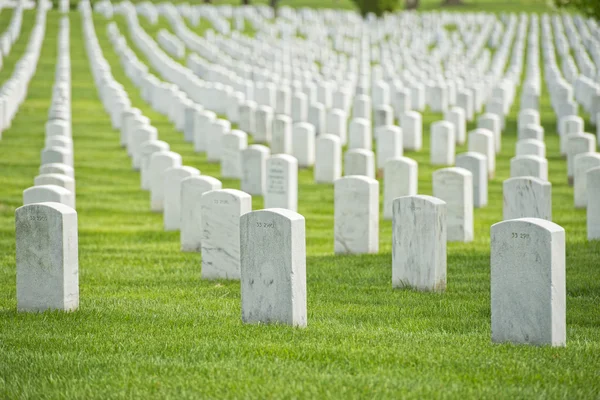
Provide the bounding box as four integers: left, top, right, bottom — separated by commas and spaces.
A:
334, 176, 379, 254
344, 149, 375, 179
401, 111, 422, 151
432, 167, 474, 242
348, 118, 371, 150
573, 153, 600, 208
392, 195, 446, 291
292, 123, 316, 168
201, 189, 252, 280
430, 121, 455, 166
16, 202, 78, 312
242, 145, 270, 196
376, 125, 403, 169
240, 208, 307, 327
587, 167, 600, 240
383, 157, 418, 220
444, 107, 466, 145
503, 177, 552, 221
510, 155, 548, 181
456, 152, 488, 208
39, 163, 74, 179
221, 130, 248, 179
566, 133, 596, 185
315, 134, 342, 184
180, 175, 222, 252
516, 139, 545, 158
272, 115, 292, 155
163, 166, 200, 231
491, 218, 566, 347
468, 129, 495, 179
477, 113, 501, 154
149, 151, 182, 212
140, 140, 170, 190
23, 185, 74, 209
34, 173, 75, 198
265, 155, 298, 212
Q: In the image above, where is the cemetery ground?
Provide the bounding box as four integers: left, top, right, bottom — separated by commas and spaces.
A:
1, 3, 600, 399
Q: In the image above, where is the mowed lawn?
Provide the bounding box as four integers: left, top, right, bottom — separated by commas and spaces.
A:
0, 3, 599, 398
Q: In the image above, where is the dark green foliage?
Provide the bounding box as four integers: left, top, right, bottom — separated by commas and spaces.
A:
555, 0, 600, 20
351, 0, 399, 17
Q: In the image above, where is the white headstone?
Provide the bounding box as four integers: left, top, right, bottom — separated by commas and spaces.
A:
491, 218, 566, 346
348, 118, 371, 150
503, 177, 552, 220
432, 167, 473, 242
430, 121, 455, 166
516, 139, 545, 158
272, 115, 292, 155
16, 202, 78, 312
241, 145, 270, 196
23, 185, 74, 209
566, 133, 596, 185
477, 113, 501, 154
344, 149, 375, 179
456, 152, 488, 208
39, 163, 74, 179
140, 140, 170, 190
587, 167, 600, 240
392, 195, 446, 291
221, 130, 248, 179
292, 122, 316, 168
149, 151, 182, 212
468, 129, 495, 179
180, 175, 222, 252
383, 157, 418, 220
334, 176, 379, 254
265, 154, 298, 211
240, 208, 306, 327
574, 152, 600, 208
163, 166, 200, 231
401, 111, 422, 151
315, 134, 342, 184
444, 107, 466, 145
201, 189, 252, 280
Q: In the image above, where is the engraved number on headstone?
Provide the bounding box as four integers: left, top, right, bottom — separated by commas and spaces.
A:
511, 232, 530, 239
256, 222, 275, 228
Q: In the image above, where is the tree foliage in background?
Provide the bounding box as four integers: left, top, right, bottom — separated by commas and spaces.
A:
352, 0, 399, 17
555, 0, 600, 20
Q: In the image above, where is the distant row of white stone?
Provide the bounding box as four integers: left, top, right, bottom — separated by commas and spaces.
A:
0, 1, 48, 138
0, 3, 23, 71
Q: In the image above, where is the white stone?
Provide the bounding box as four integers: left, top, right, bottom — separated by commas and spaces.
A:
163, 166, 200, 231
131, 125, 158, 170
16, 202, 78, 312
510, 155, 548, 181
180, 176, 222, 252
374, 104, 394, 128
400, 111, 422, 151
308, 102, 325, 135
241, 145, 270, 196
587, 167, 600, 240
272, 115, 292, 155
491, 218, 566, 347
348, 118, 371, 150
392, 195, 446, 291
39, 163, 74, 179
326, 108, 348, 145
140, 140, 169, 190
516, 139, 546, 158
265, 154, 298, 212
207, 119, 231, 163
430, 121, 455, 166
376, 125, 403, 169
444, 107, 466, 145
240, 208, 306, 327
149, 151, 182, 212
239, 102, 256, 136
292, 123, 316, 168
291, 92, 308, 122
344, 149, 375, 179
468, 129, 495, 179
221, 130, 248, 179
566, 133, 596, 184
574, 153, 600, 208
23, 185, 74, 209
503, 177, 552, 221
432, 167, 473, 242
456, 152, 488, 208
255, 105, 273, 144
517, 109, 540, 136
193, 110, 216, 153
559, 115, 584, 156
334, 175, 379, 254
201, 189, 252, 280
315, 134, 342, 184
352, 95, 371, 120
34, 174, 75, 204
519, 124, 544, 142
383, 157, 418, 220
477, 113, 501, 154
41, 147, 72, 167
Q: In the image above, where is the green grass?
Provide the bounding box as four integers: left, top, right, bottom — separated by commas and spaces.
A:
0, 4, 599, 398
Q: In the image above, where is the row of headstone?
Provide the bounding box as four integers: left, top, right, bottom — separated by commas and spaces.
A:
0, 4, 23, 60
15, 14, 80, 314
0, 1, 48, 138
26, 17, 75, 209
